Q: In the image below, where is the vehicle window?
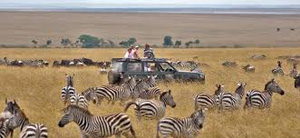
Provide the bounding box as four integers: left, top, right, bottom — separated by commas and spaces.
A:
159, 63, 175, 72
127, 63, 142, 72
144, 62, 157, 72
112, 62, 124, 72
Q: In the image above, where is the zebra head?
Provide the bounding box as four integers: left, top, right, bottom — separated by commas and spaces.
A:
214, 84, 224, 95
235, 83, 247, 98
65, 74, 74, 87
277, 61, 282, 68
81, 88, 98, 104
160, 90, 176, 108
294, 75, 300, 88
191, 109, 205, 129
1, 99, 20, 119
58, 105, 92, 128
264, 79, 285, 95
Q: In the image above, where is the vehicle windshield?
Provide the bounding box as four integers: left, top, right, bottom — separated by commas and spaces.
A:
159, 62, 176, 72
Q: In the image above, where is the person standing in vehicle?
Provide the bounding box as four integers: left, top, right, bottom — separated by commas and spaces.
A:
144, 44, 155, 58
133, 45, 140, 59
124, 46, 134, 58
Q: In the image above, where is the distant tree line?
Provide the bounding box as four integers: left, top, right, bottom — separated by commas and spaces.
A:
163, 36, 201, 48
30, 35, 201, 48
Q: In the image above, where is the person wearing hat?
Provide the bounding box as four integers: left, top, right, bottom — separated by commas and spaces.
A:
133, 45, 140, 59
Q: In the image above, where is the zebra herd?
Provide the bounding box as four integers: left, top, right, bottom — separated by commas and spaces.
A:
0, 60, 299, 138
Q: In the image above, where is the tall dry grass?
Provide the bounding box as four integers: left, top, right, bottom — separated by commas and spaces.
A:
0, 48, 299, 138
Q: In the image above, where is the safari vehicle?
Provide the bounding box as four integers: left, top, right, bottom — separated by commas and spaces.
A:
108, 58, 205, 84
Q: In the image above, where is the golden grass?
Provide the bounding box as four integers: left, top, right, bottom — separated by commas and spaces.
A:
0, 48, 300, 138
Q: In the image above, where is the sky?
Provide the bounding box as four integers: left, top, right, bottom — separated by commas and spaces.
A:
1, 0, 300, 8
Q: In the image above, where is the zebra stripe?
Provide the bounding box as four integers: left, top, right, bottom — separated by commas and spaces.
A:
20, 124, 48, 138
194, 84, 224, 110
61, 86, 75, 104
219, 83, 247, 110
0, 118, 12, 138
124, 90, 176, 120
69, 93, 89, 109
90, 77, 136, 105
139, 87, 161, 100
244, 79, 285, 109
58, 105, 136, 138
157, 109, 205, 138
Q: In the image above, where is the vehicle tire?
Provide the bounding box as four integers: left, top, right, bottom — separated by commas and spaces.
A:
108, 70, 120, 84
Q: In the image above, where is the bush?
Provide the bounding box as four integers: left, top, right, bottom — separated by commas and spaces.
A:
78, 34, 101, 48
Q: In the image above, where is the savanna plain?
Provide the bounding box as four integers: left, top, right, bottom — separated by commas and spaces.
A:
0, 48, 299, 138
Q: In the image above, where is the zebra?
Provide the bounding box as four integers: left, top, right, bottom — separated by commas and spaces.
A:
61, 74, 76, 104
272, 61, 284, 76
244, 79, 285, 109
156, 109, 205, 138
294, 75, 300, 91
124, 90, 176, 120
194, 84, 224, 110
82, 76, 137, 105
1, 100, 48, 138
58, 105, 136, 138
61, 74, 89, 108
242, 64, 255, 72
218, 83, 247, 110
0, 118, 13, 138
289, 63, 298, 78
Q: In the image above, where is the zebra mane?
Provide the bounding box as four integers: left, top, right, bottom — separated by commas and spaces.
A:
62, 105, 92, 116
160, 90, 171, 100
264, 79, 275, 91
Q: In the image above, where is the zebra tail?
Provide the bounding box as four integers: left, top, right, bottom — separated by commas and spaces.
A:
156, 122, 160, 138
10, 129, 14, 138
124, 102, 140, 112
130, 125, 136, 138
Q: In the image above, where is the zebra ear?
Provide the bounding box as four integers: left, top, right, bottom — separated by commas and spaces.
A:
154, 75, 158, 79
271, 78, 275, 82
5, 98, 7, 104
168, 90, 171, 94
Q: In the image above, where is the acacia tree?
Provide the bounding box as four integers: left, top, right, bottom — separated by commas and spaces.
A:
78, 34, 101, 48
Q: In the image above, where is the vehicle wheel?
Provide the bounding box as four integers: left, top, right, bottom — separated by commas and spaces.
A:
108, 70, 120, 84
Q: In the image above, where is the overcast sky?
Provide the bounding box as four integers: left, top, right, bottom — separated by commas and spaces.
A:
1, 0, 300, 8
